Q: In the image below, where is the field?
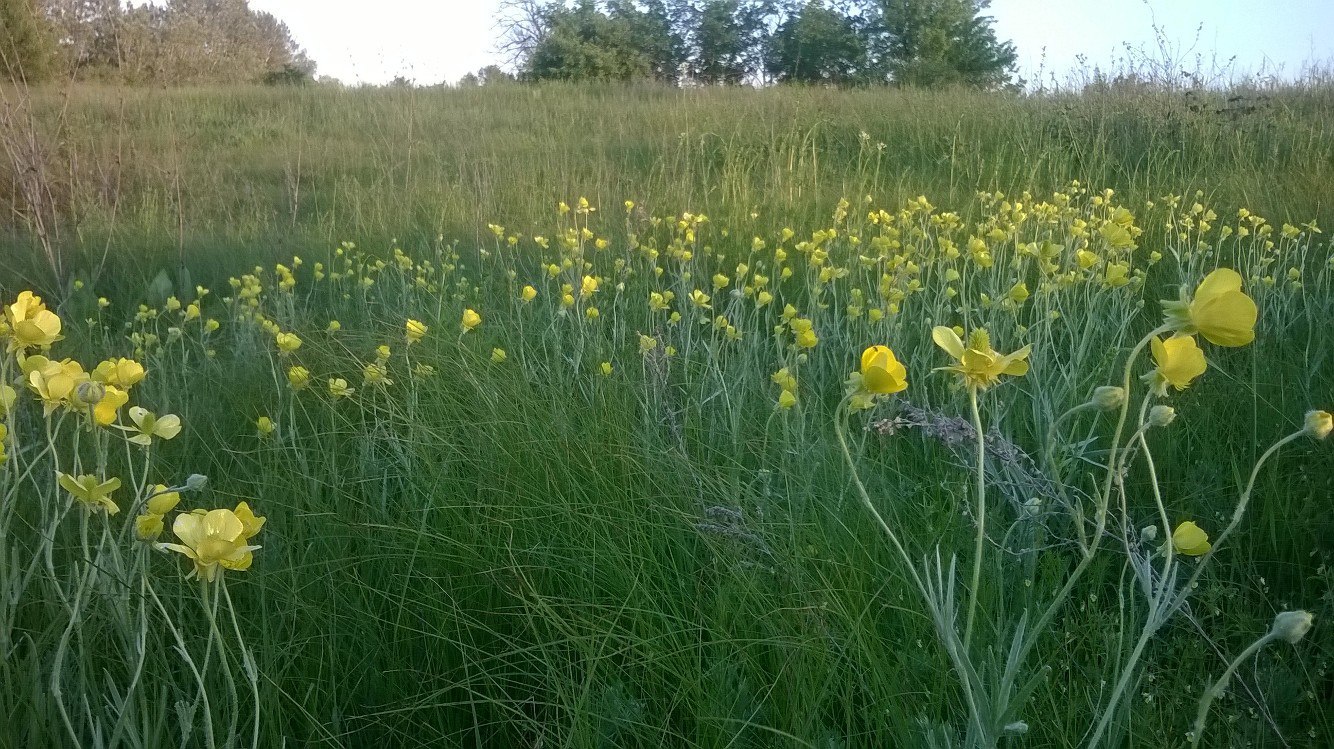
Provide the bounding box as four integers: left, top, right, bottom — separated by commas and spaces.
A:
2, 82, 1333, 747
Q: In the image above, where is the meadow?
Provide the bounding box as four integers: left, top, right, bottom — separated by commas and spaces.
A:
1, 81, 1333, 748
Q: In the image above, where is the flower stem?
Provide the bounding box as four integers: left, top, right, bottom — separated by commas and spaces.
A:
963, 384, 985, 651
1189, 633, 1278, 744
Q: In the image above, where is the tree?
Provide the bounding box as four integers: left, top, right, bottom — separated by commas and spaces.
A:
688, 0, 772, 84
872, 0, 1015, 88
765, 1, 865, 84
0, 0, 62, 81
523, 1, 658, 82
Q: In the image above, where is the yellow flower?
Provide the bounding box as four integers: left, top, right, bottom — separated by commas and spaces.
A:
275, 332, 302, 354
461, 309, 481, 332
287, 365, 311, 391
233, 501, 266, 539
362, 361, 392, 386
412, 363, 436, 379
327, 320, 342, 333
1171, 521, 1211, 556
1162, 268, 1258, 347
932, 326, 1031, 390
4, 291, 62, 351
778, 389, 797, 409
491, 348, 507, 363
93, 385, 129, 426
328, 378, 354, 398
147, 484, 182, 515
1306, 410, 1332, 440
599, 361, 613, 377
1, 383, 15, 413
1007, 282, 1030, 304
791, 318, 818, 349
712, 273, 730, 290
134, 513, 164, 541
581, 275, 599, 297
860, 345, 909, 394
376, 345, 392, 361
1147, 335, 1207, 393
57, 472, 121, 514
27, 359, 88, 415
521, 285, 538, 302
256, 416, 276, 438
0, 424, 7, 464
771, 367, 797, 392
121, 407, 183, 446
157, 508, 260, 582
638, 334, 658, 354
405, 319, 428, 344
92, 358, 146, 389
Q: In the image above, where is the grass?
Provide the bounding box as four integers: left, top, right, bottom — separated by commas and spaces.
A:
0, 81, 1332, 748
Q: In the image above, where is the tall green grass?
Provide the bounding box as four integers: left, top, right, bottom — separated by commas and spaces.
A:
0, 83, 1332, 748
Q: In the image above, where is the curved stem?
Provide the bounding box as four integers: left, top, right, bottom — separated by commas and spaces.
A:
1190, 633, 1278, 744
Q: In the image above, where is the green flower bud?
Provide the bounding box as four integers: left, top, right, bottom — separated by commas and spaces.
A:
1269, 610, 1314, 644
1148, 405, 1176, 427
1091, 386, 1126, 410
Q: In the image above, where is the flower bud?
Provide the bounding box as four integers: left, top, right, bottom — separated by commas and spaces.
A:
1148, 405, 1176, 427
1140, 525, 1159, 543
1269, 610, 1314, 644
1304, 410, 1332, 440
1091, 386, 1126, 411
74, 381, 107, 407
185, 474, 209, 491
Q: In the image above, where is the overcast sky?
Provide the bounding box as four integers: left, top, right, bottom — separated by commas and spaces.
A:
243, 0, 1334, 86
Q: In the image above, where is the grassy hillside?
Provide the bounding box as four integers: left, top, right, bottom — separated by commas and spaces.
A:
4, 81, 1333, 292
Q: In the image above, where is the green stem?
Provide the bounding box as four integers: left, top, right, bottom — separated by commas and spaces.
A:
963, 384, 985, 651
1190, 633, 1278, 744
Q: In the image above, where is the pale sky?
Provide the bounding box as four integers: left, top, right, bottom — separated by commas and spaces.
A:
243, 0, 1334, 86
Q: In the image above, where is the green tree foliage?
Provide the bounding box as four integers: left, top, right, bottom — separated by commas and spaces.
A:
524, 1, 663, 81
765, 1, 866, 84
502, 0, 1015, 87
687, 1, 772, 85
0, 0, 61, 81
40, 0, 314, 84
870, 0, 1015, 88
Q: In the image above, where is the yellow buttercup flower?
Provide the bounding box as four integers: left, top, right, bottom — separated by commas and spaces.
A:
93, 385, 129, 426
134, 513, 165, 541
328, 378, 354, 398
932, 326, 1031, 390
1, 383, 15, 413
778, 389, 797, 409
275, 332, 303, 354
146, 484, 182, 515
4, 291, 62, 351
638, 334, 658, 354
57, 472, 121, 514
1147, 335, 1207, 394
362, 361, 392, 386
521, 285, 537, 302
491, 348, 507, 363
599, 361, 613, 376
860, 345, 909, 395
157, 508, 260, 582
287, 365, 311, 390
233, 501, 266, 539
1306, 410, 1332, 439
256, 416, 276, 438
405, 319, 428, 344
92, 358, 146, 389
461, 309, 481, 332
1162, 268, 1257, 347
1171, 521, 1211, 556
121, 407, 182, 446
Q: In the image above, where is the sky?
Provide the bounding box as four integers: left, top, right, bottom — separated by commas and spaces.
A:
243, 0, 1334, 86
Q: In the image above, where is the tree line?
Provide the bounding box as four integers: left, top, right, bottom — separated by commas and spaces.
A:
1, 0, 313, 84
499, 0, 1017, 88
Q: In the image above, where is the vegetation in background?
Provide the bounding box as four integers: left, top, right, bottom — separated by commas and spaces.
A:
503, 0, 1017, 86
2, 0, 314, 85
